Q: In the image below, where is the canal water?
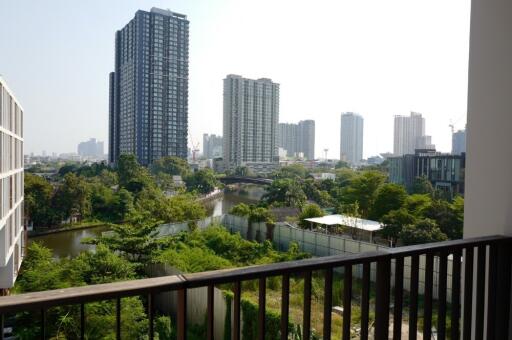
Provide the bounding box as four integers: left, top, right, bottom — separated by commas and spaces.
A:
30, 184, 265, 258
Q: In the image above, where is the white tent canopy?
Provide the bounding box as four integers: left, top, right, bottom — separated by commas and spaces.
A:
304, 214, 383, 232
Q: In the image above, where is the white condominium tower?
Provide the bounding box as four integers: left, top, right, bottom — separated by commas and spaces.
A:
340, 112, 364, 165
393, 112, 433, 156
223, 75, 279, 173
0, 77, 24, 293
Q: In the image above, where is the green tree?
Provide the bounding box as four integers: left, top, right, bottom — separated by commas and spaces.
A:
341, 171, 386, 217
422, 199, 463, 239
229, 203, 252, 217
117, 154, 153, 192
150, 156, 191, 177
112, 188, 135, 222
184, 168, 219, 194
272, 164, 307, 179
335, 160, 350, 169
262, 178, 307, 208
380, 209, 416, 246
411, 176, 434, 195
399, 219, 448, 245
24, 173, 56, 227
370, 183, 407, 220
298, 203, 325, 228
15, 243, 148, 339
67, 244, 136, 284
57, 163, 79, 177
87, 219, 161, 271
248, 207, 274, 224
52, 173, 91, 221
403, 194, 432, 217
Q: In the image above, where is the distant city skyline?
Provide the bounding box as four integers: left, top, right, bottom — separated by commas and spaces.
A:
0, 0, 470, 158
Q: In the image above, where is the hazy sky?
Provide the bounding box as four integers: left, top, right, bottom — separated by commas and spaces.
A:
0, 0, 470, 158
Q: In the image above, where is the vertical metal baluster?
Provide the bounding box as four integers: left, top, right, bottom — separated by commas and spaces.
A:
437, 252, 448, 340
258, 277, 266, 340
343, 264, 352, 340
361, 262, 370, 340
41, 309, 46, 340
148, 292, 154, 340
375, 257, 391, 339
281, 274, 290, 340
475, 245, 486, 339
116, 297, 121, 340
423, 253, 434, 339
463, 247, 474, 340
303, 270, 312, 340
178, 288, 187, 340
323, 267, 333, 340
0, 313, 4, 340
393, 257, 404, 340
487, 243, 498, 340
409, 255, 419, 340
494, 240, 512, 339
80, 303, 85, 340
207, 284, 214, 340
233, 282, 241, 340
451, 249, 462, 340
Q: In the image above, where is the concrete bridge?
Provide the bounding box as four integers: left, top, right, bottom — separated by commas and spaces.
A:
218, 176, 273, 185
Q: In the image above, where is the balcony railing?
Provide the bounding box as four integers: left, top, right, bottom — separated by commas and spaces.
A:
0, 235, 511, 339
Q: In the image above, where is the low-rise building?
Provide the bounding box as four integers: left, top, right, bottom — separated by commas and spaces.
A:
388, 149, 465, 196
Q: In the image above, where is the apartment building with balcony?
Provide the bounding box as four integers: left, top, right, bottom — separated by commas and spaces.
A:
0, 77, 24, 293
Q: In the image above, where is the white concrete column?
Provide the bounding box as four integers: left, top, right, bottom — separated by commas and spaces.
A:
464, 0, 512, 238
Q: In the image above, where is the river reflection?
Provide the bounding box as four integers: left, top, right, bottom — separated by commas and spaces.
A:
205, 184, 265, 216
29, 226, 110, 258
30, 184, 266, 258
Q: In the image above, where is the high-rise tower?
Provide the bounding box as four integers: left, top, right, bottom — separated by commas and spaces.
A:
109, 8, 189, 165
223, 75, 279, 173
340, 112, 364, 165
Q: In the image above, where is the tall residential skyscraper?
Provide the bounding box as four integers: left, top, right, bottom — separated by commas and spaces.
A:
109, 8, 189, 166
0, 77, 24, 292
203, 134, 223, 159
223, 75, 279, 173
340, 112, 364, 165
452, 128, 466, 155
277, 120, 315, 160
393, 112, 433, 156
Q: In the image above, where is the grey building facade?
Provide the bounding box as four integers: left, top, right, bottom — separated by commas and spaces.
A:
109, 8, 189, 166
277, 120, 315, 160
340, 112, 364, 165
203, 134, 223, 159
452, 129, 466, 155
223, 75, 279, 173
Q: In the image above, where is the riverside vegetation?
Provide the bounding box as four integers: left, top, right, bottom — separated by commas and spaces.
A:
16, 158, 463, 338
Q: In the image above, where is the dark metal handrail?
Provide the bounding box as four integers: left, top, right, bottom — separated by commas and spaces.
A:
0, 235, 511, 340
